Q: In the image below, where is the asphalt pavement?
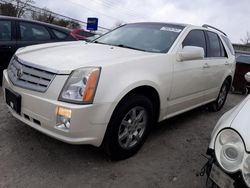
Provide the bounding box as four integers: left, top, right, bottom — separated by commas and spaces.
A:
0, 89, 245, 188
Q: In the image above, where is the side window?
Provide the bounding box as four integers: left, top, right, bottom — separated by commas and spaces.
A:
221, 35, 235, 55
206, 31, 221, 57
20, 22, 51, 41
183, 30, 206, 56
78, 31, 95, 37
0, 20, 11, 41
219, 38, 227, 57
51, 29, 67, 39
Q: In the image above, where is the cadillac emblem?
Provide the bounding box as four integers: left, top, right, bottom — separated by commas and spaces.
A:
16, 68, 23, 78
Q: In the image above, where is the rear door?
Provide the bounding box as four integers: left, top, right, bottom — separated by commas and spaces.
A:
0, 19, 17, 80
203, 31, 228, 101
16, 21, 53, 49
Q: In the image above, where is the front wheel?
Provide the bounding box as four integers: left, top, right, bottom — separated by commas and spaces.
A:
208, 80, 230, 112
102, 94, 153, 160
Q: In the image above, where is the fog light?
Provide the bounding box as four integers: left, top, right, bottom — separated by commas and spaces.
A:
56, 107, 72, 130
57, 107, 71, 119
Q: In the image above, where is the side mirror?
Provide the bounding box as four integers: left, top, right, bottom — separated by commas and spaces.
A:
245, 72, 250, 82
177, 46, 205, 61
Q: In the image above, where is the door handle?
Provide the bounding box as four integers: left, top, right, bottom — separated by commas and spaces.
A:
225, 61, 229, 66
203, 63, 210, 68
0, 45, 11, 49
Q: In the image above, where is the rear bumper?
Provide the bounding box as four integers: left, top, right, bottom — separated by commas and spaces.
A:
3, 70, 115, 146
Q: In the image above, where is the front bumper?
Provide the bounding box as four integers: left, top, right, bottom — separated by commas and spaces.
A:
2, 70, 114, 146
204, 149, 248, 188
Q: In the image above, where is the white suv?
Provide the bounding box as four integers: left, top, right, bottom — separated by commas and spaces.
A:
2, 22, 235, 159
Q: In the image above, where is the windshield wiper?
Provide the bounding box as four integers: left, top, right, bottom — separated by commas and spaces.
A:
115, 44, 146, 52
93, 41, 110, 45
94, 42, 146, 52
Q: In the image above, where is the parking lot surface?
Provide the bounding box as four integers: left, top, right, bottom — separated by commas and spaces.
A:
0, 88, 245, 188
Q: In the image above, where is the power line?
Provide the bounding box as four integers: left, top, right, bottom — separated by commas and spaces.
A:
91, 0, 145, 20
0, 0, 110, 32
62, 0, 125, 23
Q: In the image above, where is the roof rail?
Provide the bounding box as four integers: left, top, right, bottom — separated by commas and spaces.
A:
202, 24, 227, 36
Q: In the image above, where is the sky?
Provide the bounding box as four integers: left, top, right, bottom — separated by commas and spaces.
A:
34, 0, 250, 43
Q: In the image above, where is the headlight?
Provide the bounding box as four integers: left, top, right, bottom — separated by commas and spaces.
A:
59, 67, 101, 104
215, 129, 244, 172
243, 156, 250, 187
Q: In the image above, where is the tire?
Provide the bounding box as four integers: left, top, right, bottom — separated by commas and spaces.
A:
208, 80, 230, 112
102, 94, 153, 160
241, 88, 248, 95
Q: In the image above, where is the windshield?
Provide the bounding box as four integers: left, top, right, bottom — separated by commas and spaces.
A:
94, 23, 185, 53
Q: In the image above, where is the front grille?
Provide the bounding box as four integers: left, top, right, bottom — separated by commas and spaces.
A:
7, 58, 55, 92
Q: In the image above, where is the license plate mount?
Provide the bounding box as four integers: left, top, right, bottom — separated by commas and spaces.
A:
210, 164, 234, 188
5, 88, 21, 114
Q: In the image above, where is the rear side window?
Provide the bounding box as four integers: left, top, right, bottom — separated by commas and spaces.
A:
20, 22, 51, 41
52, 29, 68, 39
206, 31, 221, 57
0, 20, 11, 41
183, 30, 206, 56
221, 35, 235, 55
206, 31, 227, 57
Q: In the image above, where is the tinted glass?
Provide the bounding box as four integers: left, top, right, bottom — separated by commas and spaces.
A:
78, 31, 95, 37
20, 22, 51, 41
219, 39, 227, 57
236, 55, 250, 64
52, 29, 67, 39
95, 23, 184, 53
221, 35, 235, 55
207, 31, 221, 57
183, 30, 206, 55
0, 20, 11, 41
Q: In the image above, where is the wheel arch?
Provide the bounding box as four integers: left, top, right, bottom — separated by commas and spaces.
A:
112, 85, 161, 123
225, 75, 233, 88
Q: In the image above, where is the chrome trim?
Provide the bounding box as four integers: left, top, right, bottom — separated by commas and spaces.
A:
7, 57, 56, 92
17, 57, 60, 74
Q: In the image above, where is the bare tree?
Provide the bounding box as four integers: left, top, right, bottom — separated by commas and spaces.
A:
0, 3, 17, 16
241, 32, 250, 45
6, 0, 35, 17
31, 7, 55, 23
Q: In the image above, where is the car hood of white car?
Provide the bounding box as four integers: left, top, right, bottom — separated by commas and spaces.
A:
15, 41, 154, 74
209, 95, 250, 151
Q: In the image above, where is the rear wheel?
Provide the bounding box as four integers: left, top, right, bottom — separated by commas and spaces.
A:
102, 94, 153, 160
208, 80, 230, 112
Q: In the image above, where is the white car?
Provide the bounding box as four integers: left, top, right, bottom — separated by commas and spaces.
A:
204, 73, 250, 188
2, 22, 235, 159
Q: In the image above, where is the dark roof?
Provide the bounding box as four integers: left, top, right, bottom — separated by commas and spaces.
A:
0, 15, 71, 32
236, 55, 250, 64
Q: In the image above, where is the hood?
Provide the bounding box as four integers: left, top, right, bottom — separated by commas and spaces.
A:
230, 96, 250, 151
16, 41, 153, 74
209, 95, 250, 151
